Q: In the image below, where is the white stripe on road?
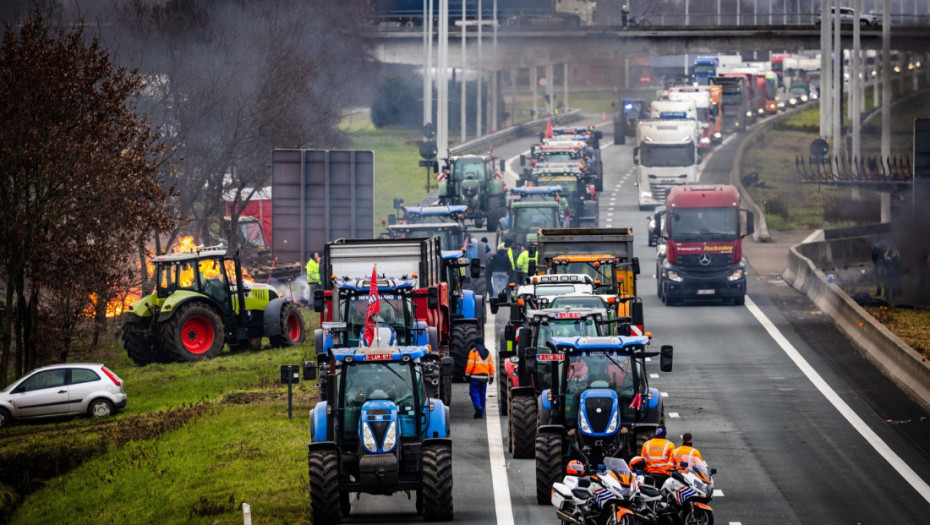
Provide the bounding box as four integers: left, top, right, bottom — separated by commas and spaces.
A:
661, 391, 669, 398
745, 296, 930, 506
485, 325, 515, 525
668, 412, 680, 418
649, 373, 659, 379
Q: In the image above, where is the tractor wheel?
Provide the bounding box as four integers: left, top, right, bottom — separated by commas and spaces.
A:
450, 324, 478, 382
339, 490, 351, 517
122, 322, 160, 366
511, 395, 537, 459
421, 443, 454, 521
498, 379, 508, 416
535, 432, 563, 505
160, 302, 224, 362
270, 302, 306, 347
308, 448, 342, 524
487, 195, 504, 232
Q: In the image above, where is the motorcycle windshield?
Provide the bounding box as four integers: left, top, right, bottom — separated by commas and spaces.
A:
603, 457, 632, 476
686, 459, 712, 482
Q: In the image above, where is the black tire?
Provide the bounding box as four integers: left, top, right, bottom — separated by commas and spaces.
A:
123, 322, 160, 365
684, 508, 714, 525
339, 490, 351, 517
450, 323, 478, 382
498, 378, 508, 416
88, 398, 115, 419
487, 194, 504, 233
0, 407, 12, 428
535, 432, 563, 505
441, 373, 453, 407
421, 443, 454, 521
160, 302, 224, 362
308, 448, 341, 524
732, 294, 746, 306
511, 395, 537, 459
270, 302, 306, 347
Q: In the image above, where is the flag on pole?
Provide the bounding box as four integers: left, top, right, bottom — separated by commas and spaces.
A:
545, 116, 553, 139
629, 392, 643, 410
364, 266, 380, 346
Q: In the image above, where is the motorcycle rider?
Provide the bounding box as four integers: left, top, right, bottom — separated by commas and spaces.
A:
673, 432, 703, 469
640, 426, 676, 485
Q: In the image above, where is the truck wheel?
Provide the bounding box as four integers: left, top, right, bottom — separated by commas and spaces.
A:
451, 324, 478, 382
160, 302, 224, 362
270, 302, 306, 347
487, 195, 504, 233
122, 322, 160, 365
511, 395, 538, 459
308, 448, 342, 524
535, 432, 563, 505
421, 443, 454, 521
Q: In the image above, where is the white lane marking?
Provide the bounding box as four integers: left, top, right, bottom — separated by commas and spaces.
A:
713, 490, 725, 497
668, 412, 680, 418
661, 392, 669, 398
645, 357, 652, 362
649, 373, 659, 379
485, 323, 515, 525
745, 296, 930, 505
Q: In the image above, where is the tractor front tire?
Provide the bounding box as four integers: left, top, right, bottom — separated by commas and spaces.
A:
123, 323, 160, 365
308, 448, 342, 524
535, 432, 563, 505
487, 195, 504, 232
160, 302, 224, 362
450, 324, 478, 382
421, 443, 454, 521
270, 302, 305, 347
511, 395, 537, 459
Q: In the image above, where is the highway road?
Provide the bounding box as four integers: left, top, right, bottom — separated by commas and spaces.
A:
342, 118, 930, 524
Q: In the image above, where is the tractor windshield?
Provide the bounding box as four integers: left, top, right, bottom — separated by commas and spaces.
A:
549, 296, 608, 310
453, 158, 488, 181
536, 318, 598, 343
514, 207, 559, 231
341, 360, 425, 440
157, 258, 228, 298
391, 227, 460, 250
560, 352, 647, 428
343, 294, 411, 347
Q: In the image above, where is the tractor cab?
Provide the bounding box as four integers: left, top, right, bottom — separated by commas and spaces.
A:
326, 276, 422, 349
383, 222, 466, 252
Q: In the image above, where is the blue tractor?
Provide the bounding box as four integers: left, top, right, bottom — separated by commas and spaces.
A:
532, 335, 673, 504
439, 248, 485, 380
304, 345, 454, 523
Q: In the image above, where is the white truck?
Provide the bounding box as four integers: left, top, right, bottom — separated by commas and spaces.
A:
633, 119, 699, 210
665, 88, 715, 150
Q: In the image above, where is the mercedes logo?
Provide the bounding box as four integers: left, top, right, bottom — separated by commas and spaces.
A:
698, 253, 712, 266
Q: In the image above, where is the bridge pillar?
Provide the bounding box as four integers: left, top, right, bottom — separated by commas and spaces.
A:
531, 65, 538, 120
563, 63, 569, 112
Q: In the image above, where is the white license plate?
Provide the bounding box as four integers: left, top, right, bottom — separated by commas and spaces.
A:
696, 289, 716, 295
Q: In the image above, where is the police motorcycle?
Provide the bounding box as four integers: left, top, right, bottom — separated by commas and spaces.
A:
551, 458, 638, 525
628, 456, 716, 525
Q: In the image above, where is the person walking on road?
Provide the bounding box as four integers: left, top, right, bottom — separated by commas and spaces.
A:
465, 335, 494, 418
673, 432, 703, 468
489, 244, 512, 296
640, 426, 676, 485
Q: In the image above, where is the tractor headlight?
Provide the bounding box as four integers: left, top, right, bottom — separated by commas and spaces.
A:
666, 270, 683, 282
727, 268, 744, 281
579, 413, 592, 433
382, 420, 398, 451
362, 423, 378, 452
758, 108, 764, 115
700, 137, 710, 145
605, 409, 619, 434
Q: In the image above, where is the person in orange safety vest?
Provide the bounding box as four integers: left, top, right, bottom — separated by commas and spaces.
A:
465, 335, 495, 419
640, 426, 676, 484
673, 432, 703, 469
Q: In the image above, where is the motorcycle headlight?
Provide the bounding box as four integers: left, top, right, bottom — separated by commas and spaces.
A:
579, 413, 592, 433
362, 423, 377, 452
605, 409, 619, 434
381, 420, 398, 451
666, 270, 683, 282
727, 268, 744, 281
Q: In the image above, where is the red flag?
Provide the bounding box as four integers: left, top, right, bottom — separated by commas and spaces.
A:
363, 266, 380, 346
545, 117, 553, 139
629, 392, 643, 410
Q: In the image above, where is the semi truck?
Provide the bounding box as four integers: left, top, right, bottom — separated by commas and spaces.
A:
666, 86, 718, 149
652, 184, 755, 306
633, 119, 699, 210
709, 76, 748, 133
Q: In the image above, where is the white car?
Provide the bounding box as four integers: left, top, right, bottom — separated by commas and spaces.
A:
0, 363, 127, 427
815, 7, 880, 28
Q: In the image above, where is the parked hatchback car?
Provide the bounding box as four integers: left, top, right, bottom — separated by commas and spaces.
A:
0, 363, 127, 427
815, 7, 880, 28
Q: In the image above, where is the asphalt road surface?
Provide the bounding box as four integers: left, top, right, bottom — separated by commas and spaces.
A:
345, 118, 930, 524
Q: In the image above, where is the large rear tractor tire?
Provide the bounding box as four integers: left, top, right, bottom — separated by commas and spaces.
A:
511, 395, 537, 459
122, 322, 161, 365
308, 448, 342, 524
421, 443, 454, 521
535, 432, 563, 505
450, 323, 478, 382
270, 302, 306, 347
160, 302, 224, 362
487, 194, 504, 232
498, 379, 508, 416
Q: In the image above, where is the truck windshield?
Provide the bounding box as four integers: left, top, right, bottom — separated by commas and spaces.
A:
668, 208, 739, 240
640, 143, 695, 167
693, 64, 716, 76
721, 90, 743, 105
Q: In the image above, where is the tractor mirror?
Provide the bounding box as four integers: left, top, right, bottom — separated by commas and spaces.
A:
393, 198, 404, 210
504, 324, 516, 341
313, 289, 325, 312
527, 259, 537, 277
302, 361, 317, 381
440, 356, 455, 376
470, 257, 481, 278
427, 287, 439, 309
660, 345, 673, 372
743, 209, 755, 237
500, 159, 506, 172
387, 214, 396, 225
631, 301, 644, 327
632, 257, 640, 275
633, 146, 640, 165
519, 154, 526, 167
517, 328, 532, 354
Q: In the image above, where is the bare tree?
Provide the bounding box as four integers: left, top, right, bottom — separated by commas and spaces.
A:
0, 7, 178, 386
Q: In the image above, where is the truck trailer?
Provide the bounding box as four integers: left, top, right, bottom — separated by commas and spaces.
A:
633, 119, 699, 210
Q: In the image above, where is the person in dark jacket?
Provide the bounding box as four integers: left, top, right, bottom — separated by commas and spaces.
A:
489, 244, 512, 296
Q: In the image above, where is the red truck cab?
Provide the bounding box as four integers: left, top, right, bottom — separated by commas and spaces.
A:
653, 184, 754, 306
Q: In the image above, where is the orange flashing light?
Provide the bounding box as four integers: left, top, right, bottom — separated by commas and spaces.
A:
607, 296, 616, 304
645, 332, 653, 339
517, 298, 525, 306
411, 273, 418, 279
593, 261, 600, 268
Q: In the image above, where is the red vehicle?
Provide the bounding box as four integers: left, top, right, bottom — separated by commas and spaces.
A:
652, 184, 754, 306
721, 71, 766, 120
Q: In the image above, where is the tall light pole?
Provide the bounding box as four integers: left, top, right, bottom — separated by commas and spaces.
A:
477, 0, 483, 137
460, 0, 467, 142
437, 0, 448, 157
424, 0, 434, 131
492, 0, 498, 132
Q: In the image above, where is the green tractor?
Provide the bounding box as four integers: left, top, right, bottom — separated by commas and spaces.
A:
121, 246, 305, 365
438, 154, 506, 231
